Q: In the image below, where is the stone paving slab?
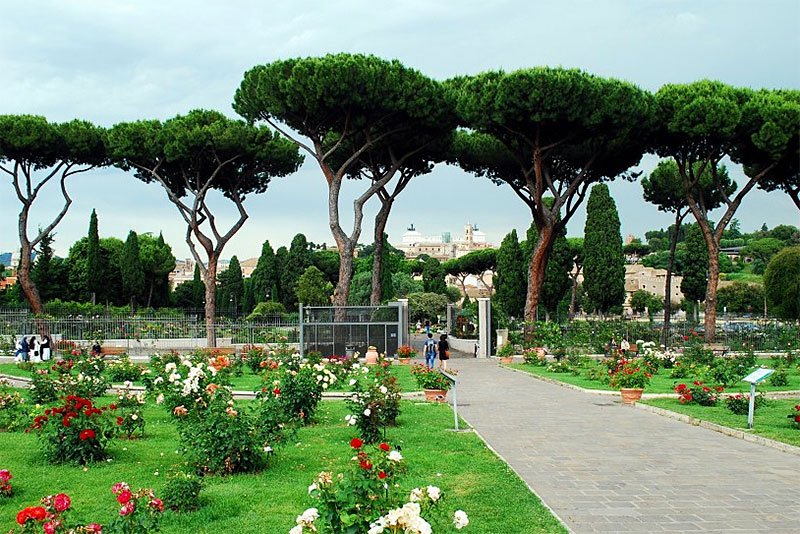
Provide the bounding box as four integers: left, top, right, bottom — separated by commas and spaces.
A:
448, 358, 800, 533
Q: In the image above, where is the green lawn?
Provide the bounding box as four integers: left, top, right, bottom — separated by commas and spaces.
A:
641, 397, 800, 447
0, 397, 565, 533
0, 362, 421, 393
507, 363, 800, 394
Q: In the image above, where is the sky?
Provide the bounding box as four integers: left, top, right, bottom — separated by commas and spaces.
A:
1, 0, 799, 262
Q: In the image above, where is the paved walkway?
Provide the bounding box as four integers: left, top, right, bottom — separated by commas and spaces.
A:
446, 357, 800, 533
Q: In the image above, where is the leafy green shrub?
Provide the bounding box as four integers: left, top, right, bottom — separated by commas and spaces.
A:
107, 355, 143, 383
0, 381, 28, 432
725, 393, 768, 415
769, 368, 789, 387
522, 348, 546, 366
546, 360, 579, 375
161, 467, 203, 512
496, 342, 515, 358
114, 383, 146, 439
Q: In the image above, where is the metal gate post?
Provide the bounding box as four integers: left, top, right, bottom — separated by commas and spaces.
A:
298, 303, 304, 356
477, 298, 491, 358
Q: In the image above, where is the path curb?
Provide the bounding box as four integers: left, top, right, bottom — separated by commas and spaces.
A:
633, 402, 800, 457
464, 422, 575, 534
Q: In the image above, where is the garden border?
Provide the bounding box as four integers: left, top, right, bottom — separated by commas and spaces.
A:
634, 402, 800, 457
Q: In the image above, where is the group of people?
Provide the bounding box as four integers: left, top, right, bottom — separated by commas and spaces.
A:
609, 337, 631, 357
14, 335, 53, 363
422, 332, 450, 370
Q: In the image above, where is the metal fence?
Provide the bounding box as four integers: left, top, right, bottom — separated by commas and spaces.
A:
301, 304, 402, 358
0, 309, 299, 354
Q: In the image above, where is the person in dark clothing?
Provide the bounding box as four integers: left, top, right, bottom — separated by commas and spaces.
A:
438, 333, 450, 370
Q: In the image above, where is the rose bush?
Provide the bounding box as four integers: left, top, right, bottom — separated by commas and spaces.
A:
27, 395, 117, 464
675, 381, 724, 406
0, 469, 12, 498
114, 382, 146, 439
294, 439, 468, 534
0, 380, 29, 432
410, 365, 452, 391
106, 481, 163, 534
345, 363, 401, 443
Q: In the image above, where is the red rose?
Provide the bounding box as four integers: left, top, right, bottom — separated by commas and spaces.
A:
149, 498, 164, 512
795, 415, 800, 423
117, 489, 132, 504
109, 404, 117, 410
379, 442, 391, 452
85, 523, 103, 533
53, 493, 71, 512
117, 417, 124, 426
119, 501, 135, 516
79, 429, 96, 441
359, 460, 373, 470
350, 437, 363, 449
30, 506, 46, 521
62, 417, 71, 428
378, 471, 387, 479
273, 387, 281, 395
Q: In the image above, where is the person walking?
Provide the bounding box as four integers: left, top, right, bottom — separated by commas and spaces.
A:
28, 336, 39, 363
41, 334, 52, 361
423, 333, 437, 369
438, 333, 450, 371
424, 319, 431, 335
20, 337, 29, 362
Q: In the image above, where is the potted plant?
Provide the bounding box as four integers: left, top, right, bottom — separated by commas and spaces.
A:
608, 358, 652, 404
395, 345, 417, 365
410, 364, 453, 402
496, 342, 515, 364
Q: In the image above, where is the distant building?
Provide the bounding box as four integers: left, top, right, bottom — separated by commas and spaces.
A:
624, 264, 686, 309
396, 223, 493, 261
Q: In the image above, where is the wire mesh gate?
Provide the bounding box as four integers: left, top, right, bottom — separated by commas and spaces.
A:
300, 304, 406, 358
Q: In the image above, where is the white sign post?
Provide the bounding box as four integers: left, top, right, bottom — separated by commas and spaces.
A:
741, 368, 775, 429
438, 369, 459, 431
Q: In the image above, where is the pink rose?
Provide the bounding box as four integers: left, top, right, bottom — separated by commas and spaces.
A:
53, 493, 71, 512
119, 501, 136, 516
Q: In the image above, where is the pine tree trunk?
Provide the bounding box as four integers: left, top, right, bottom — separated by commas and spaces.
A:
662, 211, 684, 347
17, 226, 43, 315
525, 224, 554, 323
370, 201, 392, 306
332, 239, 355, 308
703, 243, 720, 343
204, 259, 218, 348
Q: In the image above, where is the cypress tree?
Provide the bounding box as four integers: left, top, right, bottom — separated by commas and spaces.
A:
86, 209, 101, 304
681, 223, 709, 320
274, 246, 290, 308
191, 263, 204, 310
541, 226, 572, 320
251, 240, 277, 303
583, 184, 625, 314
221, 256, 245, 314
282, 234, 313, 307
494, 230, 526, 318
121, 231, 145, 310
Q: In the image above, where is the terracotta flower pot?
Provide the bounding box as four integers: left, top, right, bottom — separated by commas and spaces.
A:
423, 389, 448, 402
498, 356, 513, 364
398, 357, 411, 365
620, 388, 644, 404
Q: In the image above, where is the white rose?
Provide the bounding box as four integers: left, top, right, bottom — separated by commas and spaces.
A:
453, 510, 469, 529
363, 408, 371, 416
289, 526, 303, 534
426, 485, 441, 501
380, 386, 388, 394
388, 450, 403, 462
308, 483, 317, 494
131, 414, 138, 420
349, 379, 357, 386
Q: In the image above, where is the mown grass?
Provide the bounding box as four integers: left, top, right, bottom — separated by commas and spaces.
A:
0, 397, 566, 533
641, 397, 800, 447
507, 363, 800, 394
0, 362, 421, 393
